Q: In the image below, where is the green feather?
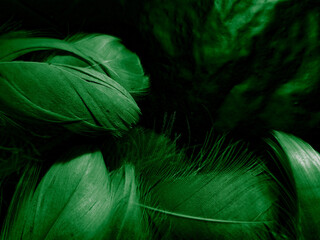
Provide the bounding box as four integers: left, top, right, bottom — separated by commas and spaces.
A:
265, 135, 300, 239
147, 148, 278, 239
0, 35, 101, 70
107, 128, 282, 239
2, 149, 150, 240
48, 33, 149, 97
0, 32, 149, 98
273, 131, 320, 239
1, 163, 41, 240
0, 61, 140, 136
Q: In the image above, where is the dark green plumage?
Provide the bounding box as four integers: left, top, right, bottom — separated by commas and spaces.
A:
0, 61, 139, 136
0, 0, 319, 239
0, 32, 149, 136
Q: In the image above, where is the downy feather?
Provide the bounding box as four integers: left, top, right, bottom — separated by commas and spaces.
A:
107, 128, 282, 239
0, 61, 140, 136
2, 149, 150, 240
147, 143, 278, 239
273, 131, 320, 240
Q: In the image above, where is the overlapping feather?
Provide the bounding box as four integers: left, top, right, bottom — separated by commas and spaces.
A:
4, 128, 317, 239
48, 34, 150, 97
1, 149, 149, 240
0, 32, 149, 97
0, 31, 151, 239
273, 131, 320, 240
107, 128, 283, 239
0, 36, 94, 64
0, 32, 149, 136
0, 61, 139, 136
264, 138, 299, 240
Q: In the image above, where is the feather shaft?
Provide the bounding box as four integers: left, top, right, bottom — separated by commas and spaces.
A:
138, 203, 274, 224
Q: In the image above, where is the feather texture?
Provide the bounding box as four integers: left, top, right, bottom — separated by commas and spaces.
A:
147, 148, 278, 239
1, 163, 41, 240
273, 131, 320, 239
48, 34, 149, 97
0, 61, 140, 136
3, 127, 312, 239
107, 128, 282, 239
264, 137, 299, 239
1, 149, 149, 240
0, 36, 99, 69
0, 32, 149, 98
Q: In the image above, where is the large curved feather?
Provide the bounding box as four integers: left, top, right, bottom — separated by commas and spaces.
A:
273, 131, 320, 240
0, 61, 140, 136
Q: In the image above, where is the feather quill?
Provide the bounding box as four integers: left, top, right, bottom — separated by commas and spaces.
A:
1, 149, 150, 240
273, 131, 320, 240
0, 61, 140, 136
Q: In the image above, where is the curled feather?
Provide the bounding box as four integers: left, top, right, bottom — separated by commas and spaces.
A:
0, 61, 140, 136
